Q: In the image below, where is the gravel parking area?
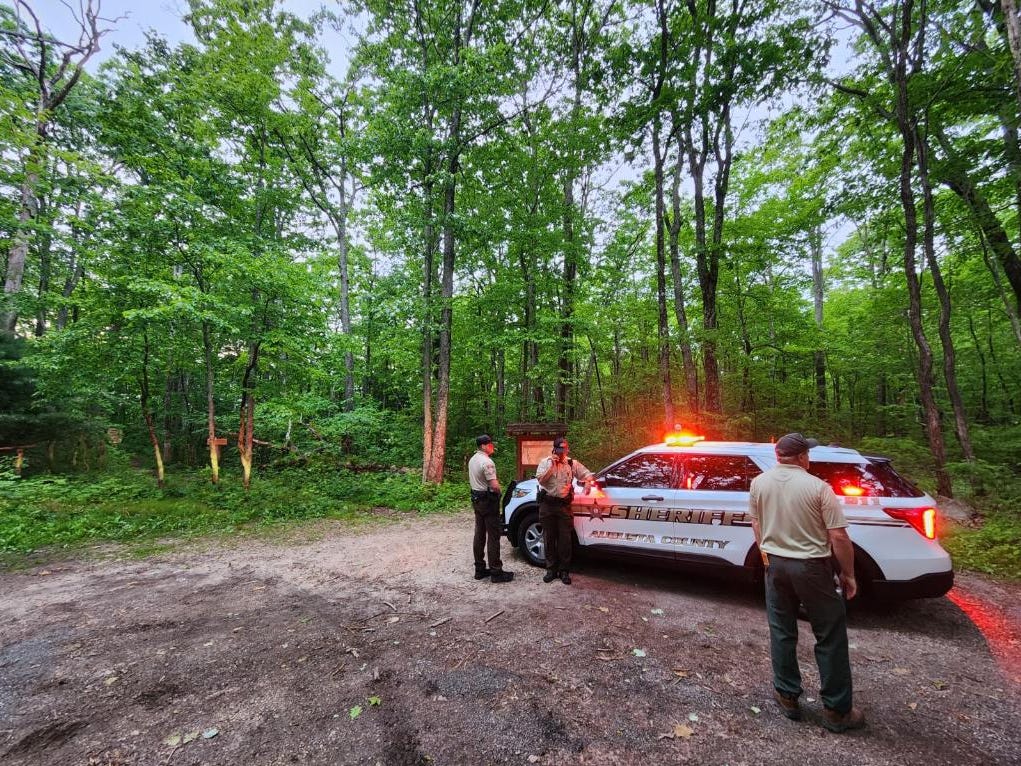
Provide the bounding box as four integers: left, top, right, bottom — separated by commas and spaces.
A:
1, 512, 1019, 765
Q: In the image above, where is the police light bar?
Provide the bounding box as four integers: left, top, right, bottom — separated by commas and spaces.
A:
664, 430, 705, 447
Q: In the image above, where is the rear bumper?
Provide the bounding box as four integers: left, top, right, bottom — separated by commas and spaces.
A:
870, 569, 954, 600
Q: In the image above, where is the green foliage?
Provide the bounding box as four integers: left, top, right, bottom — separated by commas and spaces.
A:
943, 513, 1021, 580
856, 437, 936, 485
0, 464, 465, 557
314, 406, 423, 466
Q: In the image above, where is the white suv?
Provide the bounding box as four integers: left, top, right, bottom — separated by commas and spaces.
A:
502, 435, 954, 599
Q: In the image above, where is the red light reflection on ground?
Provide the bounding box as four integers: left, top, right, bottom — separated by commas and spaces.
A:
947, 587, 1021, 686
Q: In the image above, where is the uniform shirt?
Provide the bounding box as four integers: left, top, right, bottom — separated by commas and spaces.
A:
748, 463, 847, 559
468, 450, 498, 492
535, 456, 593, 498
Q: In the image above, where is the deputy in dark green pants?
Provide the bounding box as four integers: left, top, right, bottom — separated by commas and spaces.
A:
749, 432, 866, 733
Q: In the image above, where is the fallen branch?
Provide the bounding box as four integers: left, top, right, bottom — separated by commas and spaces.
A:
484, 610, 504, 624
429, 616, 452, 629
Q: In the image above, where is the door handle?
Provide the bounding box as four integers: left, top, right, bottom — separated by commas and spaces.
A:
641, 495, 664, 502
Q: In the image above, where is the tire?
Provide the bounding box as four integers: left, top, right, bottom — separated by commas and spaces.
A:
517, 510, 546, 567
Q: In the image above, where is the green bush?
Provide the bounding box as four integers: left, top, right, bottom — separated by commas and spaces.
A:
0, 463, 466, 557
943, 513, 1021, 579
314, 406, 423, 465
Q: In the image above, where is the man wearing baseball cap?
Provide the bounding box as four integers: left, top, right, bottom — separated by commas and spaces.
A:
749, 432, 865, 732
468, 435, 513, 583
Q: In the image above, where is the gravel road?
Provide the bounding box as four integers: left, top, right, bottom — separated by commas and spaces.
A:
1, 511, 1019, 765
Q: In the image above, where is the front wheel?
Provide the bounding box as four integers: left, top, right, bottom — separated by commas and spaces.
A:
517, 510, 545, 567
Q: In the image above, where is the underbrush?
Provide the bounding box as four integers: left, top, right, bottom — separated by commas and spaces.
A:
942, 513, 1021, 580
0, 463, 466, 557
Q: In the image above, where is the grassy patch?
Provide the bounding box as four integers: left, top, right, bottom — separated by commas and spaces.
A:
0, 465, 467, 563
942, 514, 1021, 580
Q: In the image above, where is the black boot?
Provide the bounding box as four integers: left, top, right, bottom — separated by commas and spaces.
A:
559, 570, 572, 585
542, 569, 558, 583
491, 570, 514, 583
474, 566, 492, 580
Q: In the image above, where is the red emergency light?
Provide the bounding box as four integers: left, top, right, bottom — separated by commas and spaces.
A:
664, 429, 705, 447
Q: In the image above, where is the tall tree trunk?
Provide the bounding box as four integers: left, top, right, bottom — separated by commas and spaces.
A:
518, 246, 540, 420
34, 193, 52, 337
1001, 0, 1021, 124
202, 320, 220, 484
842, 0, 952, 494
915, 126, 974, 461
285, 130, 357, 410
733, 269, 754, 412
425, 160, 458, 484
56, 226, 84, 331
667, 145, 698, 408
162, 372, 174, 463
337, 202, 356, 411
811, 225, 827, 414
2, 141, 41, 337
652, 116, 674, 427
966, 314, 990, 423
238, 342, 260, 491
2, 1, 106, 337
140, 330, 165, 488
421, 173, 437, 482
558, 172, 578, 423
896, 108, 952, 496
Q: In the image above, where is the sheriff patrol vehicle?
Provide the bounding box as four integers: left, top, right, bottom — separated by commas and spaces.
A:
501, 432, 954, 599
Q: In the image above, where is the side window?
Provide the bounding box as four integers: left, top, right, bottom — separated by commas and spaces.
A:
681, 455, 761, 492
602, 454, 676, 489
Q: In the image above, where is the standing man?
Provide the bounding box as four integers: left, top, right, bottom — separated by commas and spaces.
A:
468, 435, 513, 583
749, 432, 865, 733
535, 436, 593, 585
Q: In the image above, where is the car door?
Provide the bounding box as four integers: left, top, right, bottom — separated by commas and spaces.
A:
672, 453, 761, 568
573, 452, 679, 563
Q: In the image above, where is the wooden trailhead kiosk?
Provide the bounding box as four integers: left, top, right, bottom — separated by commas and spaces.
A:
505, 422, 568, 481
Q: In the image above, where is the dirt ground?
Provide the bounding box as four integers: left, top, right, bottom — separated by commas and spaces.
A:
1, 511, 1020, 766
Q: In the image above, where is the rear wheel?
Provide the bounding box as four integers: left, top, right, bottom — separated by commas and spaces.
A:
517, 510, 545, 567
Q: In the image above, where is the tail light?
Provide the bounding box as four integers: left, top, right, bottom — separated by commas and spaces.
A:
883, 507, 937, 540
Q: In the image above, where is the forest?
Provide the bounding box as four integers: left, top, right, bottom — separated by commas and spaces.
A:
1, 0, 1020, 571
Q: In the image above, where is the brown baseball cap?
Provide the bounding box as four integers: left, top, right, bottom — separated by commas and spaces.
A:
775, 432, 819, 457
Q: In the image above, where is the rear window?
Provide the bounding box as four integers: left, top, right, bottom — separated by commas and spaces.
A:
808, 459, 924, 498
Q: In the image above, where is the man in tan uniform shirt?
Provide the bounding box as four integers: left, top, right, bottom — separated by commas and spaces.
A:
749, 432, 865, 733
535, 436, 593, 585
468, 434, 513, 583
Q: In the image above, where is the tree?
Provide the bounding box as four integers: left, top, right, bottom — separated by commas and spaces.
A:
0, 0, 111, 338
358, 0, 539, 482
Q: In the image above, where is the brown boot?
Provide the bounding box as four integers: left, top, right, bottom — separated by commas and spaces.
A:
773, 689, 801, 721
822, 706, 865, 733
